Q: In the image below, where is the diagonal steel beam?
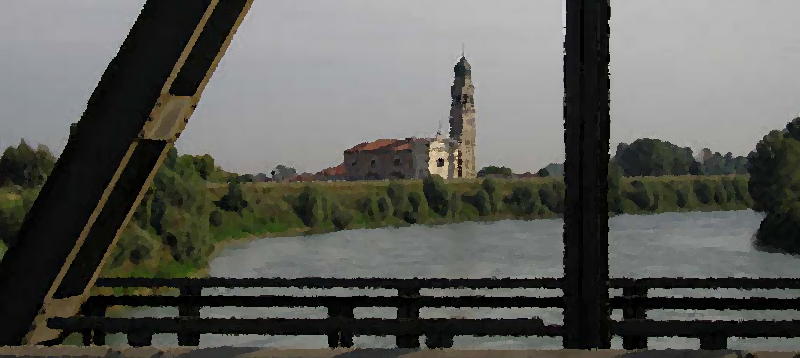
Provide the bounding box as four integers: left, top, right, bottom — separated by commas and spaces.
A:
0, 0, 253, 345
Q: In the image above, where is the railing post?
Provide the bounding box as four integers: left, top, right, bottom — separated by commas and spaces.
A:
79, 300, 107, 346
700, 333, 727, 350
326, 304, 354, 348
622, 285, 647, 350
178, 285, 201, 346
396, 287, 420, 349
127, 330, 153, 347
425, 332, 454, 349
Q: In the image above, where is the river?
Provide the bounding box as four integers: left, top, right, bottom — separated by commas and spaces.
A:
116, 210, 800, 350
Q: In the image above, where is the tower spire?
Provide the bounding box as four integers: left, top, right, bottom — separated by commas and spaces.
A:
461, 42, 465, 57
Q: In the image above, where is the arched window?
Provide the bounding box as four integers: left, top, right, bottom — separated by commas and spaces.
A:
436, 158, 445, 167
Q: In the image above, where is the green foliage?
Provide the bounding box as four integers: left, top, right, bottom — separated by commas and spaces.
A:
465, 189, 492, 216
423, 175, 450, 216
699, 149, 748, 175
215, 180, 248, 212
504, 184, 542, 216
538, 181, 564, 214
626, 180, 654, 210
615, 139, 699, 176
536, 168, 549, 177
747, 118, 800, 253
693, 181, 714, 204
481, 177, 501, 213
331, 204, 353, 230
405, 191, 429, 224
387, 181, 412, 220
209, 210, 223, 227
0, 140, 55, 188
296, 186, 331, 227
608, 161, 624, 213
477, 166, 513, 178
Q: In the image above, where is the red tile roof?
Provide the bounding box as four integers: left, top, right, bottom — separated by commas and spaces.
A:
317, 163, 347, 177
345, 138, 426, 153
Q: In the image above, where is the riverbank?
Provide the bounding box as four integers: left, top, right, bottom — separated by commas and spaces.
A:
0, 174, 753, 281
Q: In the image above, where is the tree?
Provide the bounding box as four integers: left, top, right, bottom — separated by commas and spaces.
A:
614, 138, 699, 176
536, 168, 549, 177
215, 179, 248, 212
423, 175, 450, 216
0, 139, 55, 187
271, 164, 297, 182
748, 117, 800, 253
477, 166, 513, 178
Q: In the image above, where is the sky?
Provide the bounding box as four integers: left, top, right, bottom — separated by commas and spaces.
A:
2, 1, 800, 174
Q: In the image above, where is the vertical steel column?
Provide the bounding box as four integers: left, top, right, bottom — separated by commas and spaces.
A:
0, 0, 253, 345
562, 0, 612, 349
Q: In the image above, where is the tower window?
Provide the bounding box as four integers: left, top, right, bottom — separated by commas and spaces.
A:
436, 158, 445, 167
351, 160, 357, 166
394, 158, 401, 166
370, 159, 376, 168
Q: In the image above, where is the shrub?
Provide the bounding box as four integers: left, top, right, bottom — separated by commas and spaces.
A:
405, 191, 429, 224
538, 183, 564, 214
296, 186, 330, 227
215, 180, 248, 212
505, 185, 540, 216
675, 183, 691, 208
387, 181, 411, 219
423, 175, 450, 216
469, 189, 492, 216
626, 180, 653, 210
331, 205, 353, 230
693, 181, 713, 204
481, 178, 500, 213
209, 210, 223, 227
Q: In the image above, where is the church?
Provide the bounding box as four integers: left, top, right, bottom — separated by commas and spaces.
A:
330, 55, 477, 181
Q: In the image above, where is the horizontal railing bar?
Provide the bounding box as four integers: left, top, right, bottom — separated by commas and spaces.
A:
610, 277, 800, 289
613, 319, 800, 338
94, 277, 564, 289
95, 277, 800, 290
610, 296, 800, 310
87, 295, 565, 309
49, 317, 563, 337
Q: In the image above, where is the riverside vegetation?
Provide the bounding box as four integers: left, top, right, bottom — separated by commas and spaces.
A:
0, 143, 754, 278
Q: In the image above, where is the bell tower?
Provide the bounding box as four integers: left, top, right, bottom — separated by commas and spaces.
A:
449, 55, 477, 178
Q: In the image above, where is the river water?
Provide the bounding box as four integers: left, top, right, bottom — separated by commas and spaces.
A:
119, 210, 800, 350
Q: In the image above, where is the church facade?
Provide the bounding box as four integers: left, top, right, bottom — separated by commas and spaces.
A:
338, 56, 477, 180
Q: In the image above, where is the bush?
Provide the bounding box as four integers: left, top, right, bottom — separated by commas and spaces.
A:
387, 181, 411, 219
405, 191, 429, 224
538, 182, 564, 214
693, 181, 713, 204
423, 175, 450, 216
215, 180, 248, 212
331, 205, 353, 230
296, 186, 330, 227
626, 180, 653, 210
481, 178, 500, 213
468, 189, 492, 216
209, 210, 223, 227
675, 182, 692, 208
504, 185, 540, 216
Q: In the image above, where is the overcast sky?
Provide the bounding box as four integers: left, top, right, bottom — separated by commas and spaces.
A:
2, 1, 800, 174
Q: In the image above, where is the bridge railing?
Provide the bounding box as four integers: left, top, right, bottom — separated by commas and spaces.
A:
46, 277, 800, 349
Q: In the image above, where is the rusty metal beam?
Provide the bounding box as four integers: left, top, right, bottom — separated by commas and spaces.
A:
0, 0, 253, 345
562, 0, 612, 349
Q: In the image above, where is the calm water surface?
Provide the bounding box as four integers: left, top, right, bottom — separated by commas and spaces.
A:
121, 210, 800, 350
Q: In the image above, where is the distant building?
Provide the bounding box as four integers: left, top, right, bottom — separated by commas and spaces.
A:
336, 55, 478, 180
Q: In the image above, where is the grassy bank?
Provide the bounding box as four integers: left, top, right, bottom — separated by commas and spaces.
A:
0, 171, 752, 280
